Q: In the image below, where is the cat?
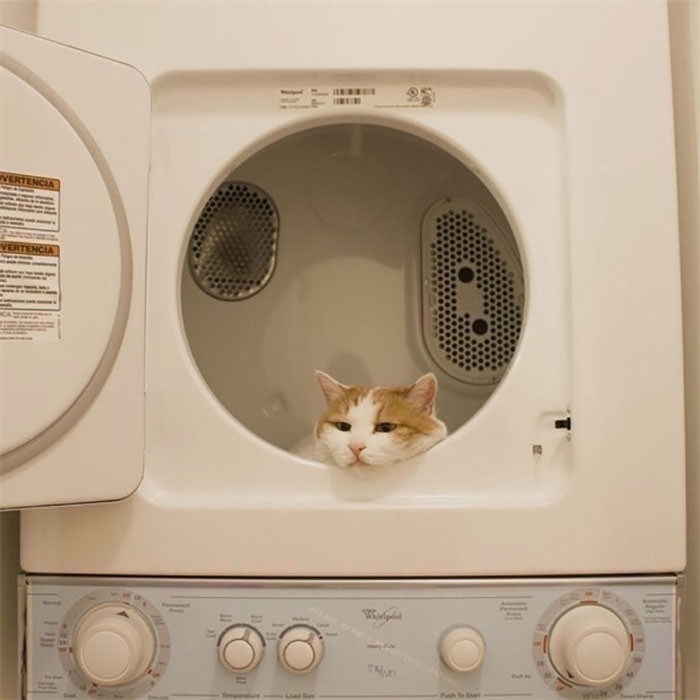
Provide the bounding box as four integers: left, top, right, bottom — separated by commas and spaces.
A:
311, 371, 447, 467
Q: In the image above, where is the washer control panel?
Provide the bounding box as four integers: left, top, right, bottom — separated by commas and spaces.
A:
22, 576, 678, 699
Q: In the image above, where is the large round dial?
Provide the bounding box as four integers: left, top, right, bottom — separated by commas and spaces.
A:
533, 587, 644, 697
548, 605, 630, 687
73, 604, 156, 687
277, 625, 324, 674
439, 627, 485, 673
218, 625, 265, 673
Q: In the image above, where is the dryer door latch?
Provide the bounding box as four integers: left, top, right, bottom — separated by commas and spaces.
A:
554, 416, 572, 430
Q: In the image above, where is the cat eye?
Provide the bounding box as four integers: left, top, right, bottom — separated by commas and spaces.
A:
375, 422, 397, 433
334, 421, 352, 432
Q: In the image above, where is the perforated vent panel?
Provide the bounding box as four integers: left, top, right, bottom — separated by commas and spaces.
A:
421, 197, 524, 385
188, 182, 279, 300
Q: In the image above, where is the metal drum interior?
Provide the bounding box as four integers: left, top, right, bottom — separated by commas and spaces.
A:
180, 122, 525, 454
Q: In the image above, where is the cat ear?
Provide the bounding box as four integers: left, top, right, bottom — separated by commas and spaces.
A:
407, 373, 438, 413
315, 370, 348, 406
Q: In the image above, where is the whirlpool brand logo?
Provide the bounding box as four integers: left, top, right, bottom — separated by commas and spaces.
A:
361, 606, 403, 627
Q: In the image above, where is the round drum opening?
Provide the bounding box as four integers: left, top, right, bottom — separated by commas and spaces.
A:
181, 122, 525, 453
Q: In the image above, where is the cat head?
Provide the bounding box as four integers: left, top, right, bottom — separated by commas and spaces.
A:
314, 371, 447, 468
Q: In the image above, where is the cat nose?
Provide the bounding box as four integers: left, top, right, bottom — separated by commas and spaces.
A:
350, 443, 366, 457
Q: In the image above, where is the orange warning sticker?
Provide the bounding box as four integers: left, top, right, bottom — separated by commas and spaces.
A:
0, 171, 60, 190
0, 170, 62, 340
0, 170, 60, 232
0, 241, 59, 257
0, 239, 61, 311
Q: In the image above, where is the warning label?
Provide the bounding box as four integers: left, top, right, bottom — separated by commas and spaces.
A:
0, 170, 62, 341
0, 170, 60, 232
0, 239, 61, 340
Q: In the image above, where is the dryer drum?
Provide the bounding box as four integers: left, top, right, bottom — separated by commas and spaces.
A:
182, 124, 529, 446
188, 181, 279, 301
422, 197, 524, 386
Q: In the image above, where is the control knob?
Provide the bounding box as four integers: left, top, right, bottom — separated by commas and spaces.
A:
548, 604, 631, 687
72, 604, 156, 687
439, 627, 485, 673
218, 625, 265, 673
277, 625, 324, 674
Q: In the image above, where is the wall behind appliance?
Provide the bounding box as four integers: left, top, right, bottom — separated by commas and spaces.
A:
0, 512, 19, 699
0, 1, 697, 698
669, 0, 700, 695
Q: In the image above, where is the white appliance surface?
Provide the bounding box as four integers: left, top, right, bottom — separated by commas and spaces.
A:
2, 1, 689, 698
23, 575, 679, 700
9, 0, 684, 578
0, 24, 149, 506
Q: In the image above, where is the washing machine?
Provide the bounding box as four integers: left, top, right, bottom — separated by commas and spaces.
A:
0, 1, 686, 698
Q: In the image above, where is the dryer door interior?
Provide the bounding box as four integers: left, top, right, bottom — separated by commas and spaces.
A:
0, 26, 149, 508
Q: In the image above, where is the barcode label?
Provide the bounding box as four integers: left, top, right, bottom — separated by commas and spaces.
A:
332, 88, 377, 96
278, 85, 435, 110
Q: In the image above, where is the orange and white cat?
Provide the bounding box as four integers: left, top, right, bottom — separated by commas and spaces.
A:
313, 371, 447, 467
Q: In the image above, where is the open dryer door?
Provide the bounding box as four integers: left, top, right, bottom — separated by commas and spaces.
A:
0, 26, 149, 508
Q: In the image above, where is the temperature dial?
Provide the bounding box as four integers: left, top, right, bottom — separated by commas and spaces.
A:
548, 604, 630, 687
277, 625, 324, 674
72, 603, 156, 687
439, 627, 485, 673
218, 625, 265, 673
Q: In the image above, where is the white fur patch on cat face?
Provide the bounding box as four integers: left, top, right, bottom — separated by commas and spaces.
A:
316, 393, 385, 467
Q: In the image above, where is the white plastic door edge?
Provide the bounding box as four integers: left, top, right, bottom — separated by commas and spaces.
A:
0, 26, 149, 508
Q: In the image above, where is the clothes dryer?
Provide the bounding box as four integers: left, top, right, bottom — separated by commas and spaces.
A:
0, 1, 685, 698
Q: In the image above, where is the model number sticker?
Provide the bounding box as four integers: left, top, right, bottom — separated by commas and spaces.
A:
279, 85, 436, 110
